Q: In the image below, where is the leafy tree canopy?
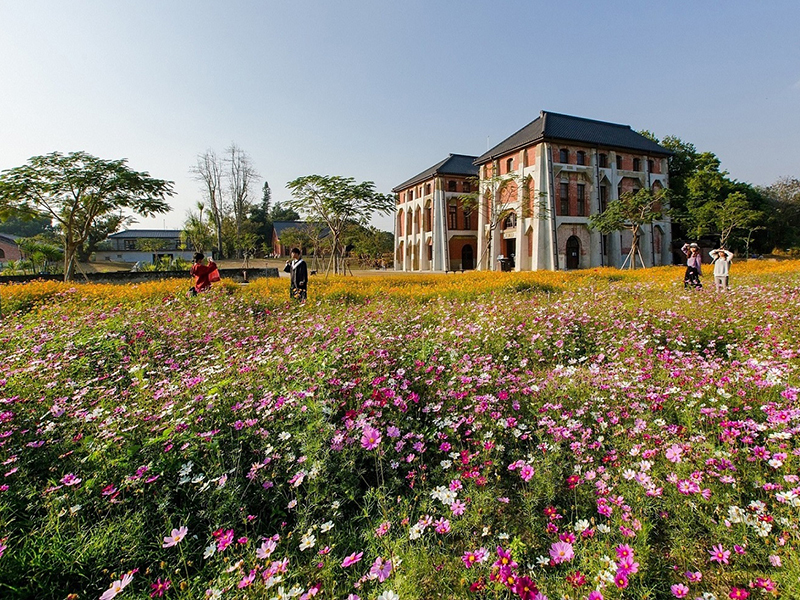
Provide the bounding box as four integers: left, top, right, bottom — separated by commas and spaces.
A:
0, 151, 173, 280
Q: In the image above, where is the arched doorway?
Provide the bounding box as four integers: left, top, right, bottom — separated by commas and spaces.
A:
566, 236, 580, 269
461, 244, 474, 270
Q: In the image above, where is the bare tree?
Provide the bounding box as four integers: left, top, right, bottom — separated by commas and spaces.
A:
191, 150, 225, 258
225, 143, 259, 257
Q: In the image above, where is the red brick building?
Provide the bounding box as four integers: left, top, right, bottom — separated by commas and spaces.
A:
0, 234, 22, 266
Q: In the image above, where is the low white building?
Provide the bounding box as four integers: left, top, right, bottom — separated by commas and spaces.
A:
96, 230, 197, 264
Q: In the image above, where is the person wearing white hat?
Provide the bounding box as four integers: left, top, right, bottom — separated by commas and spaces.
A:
681, 242, 703, 289
711, 247, 734, 291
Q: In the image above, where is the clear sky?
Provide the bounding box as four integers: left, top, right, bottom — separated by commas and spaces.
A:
1, 1, 799, 232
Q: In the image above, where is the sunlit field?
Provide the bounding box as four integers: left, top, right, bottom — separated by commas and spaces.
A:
1, 261, 799, 600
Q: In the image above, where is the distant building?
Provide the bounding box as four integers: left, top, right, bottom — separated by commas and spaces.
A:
96, 230, 196, 264
0, 233, 22, 266
272, 221, 328, 257
394, 112, 672, 272
393, 154, 479, 271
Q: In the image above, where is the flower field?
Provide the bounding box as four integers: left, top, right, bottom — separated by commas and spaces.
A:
1, 262, 799, 600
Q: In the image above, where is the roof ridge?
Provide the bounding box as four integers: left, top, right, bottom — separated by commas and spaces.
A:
543, 110, 631, 130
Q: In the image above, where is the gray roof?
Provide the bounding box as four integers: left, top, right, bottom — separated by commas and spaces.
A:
0, 233, 20, 243
474, 111, 671, 164
392, 154, 479, 192
108, 229, 183, 239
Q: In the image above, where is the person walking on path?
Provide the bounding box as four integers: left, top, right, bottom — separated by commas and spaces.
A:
681, 243, 703, 289
189, 252, 218, 296
284, 247, 308, 302
711, 247, 734, 291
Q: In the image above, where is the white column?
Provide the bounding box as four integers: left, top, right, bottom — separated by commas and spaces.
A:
477, 183, 487, 270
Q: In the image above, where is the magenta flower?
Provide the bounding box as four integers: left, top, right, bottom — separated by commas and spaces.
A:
587, 592, 604, 600
360, 427, 381, 450
162, 526, 188, 548
615, 544, 634, 560
150, 578, 171, 597
369, 556, 392, 582
670, 583, 689, 598
728, 588, 749, 599
520, 464, 534, 481
60, 473, 82, 487
450, 499, 466, 515
341, 551, 364, 568
614, 572, 629, 589
549, 541, 574, 564
685, 571, 702, 583
709, 544, 731, 564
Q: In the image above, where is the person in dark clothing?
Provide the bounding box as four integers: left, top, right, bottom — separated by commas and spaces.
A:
283, 248, 308, 301
189, 252, 218, 296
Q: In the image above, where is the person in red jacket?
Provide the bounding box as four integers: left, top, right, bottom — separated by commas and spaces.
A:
189, 252, 217, 296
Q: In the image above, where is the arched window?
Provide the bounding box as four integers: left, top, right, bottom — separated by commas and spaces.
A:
632, 158, 641, 171
616, 155, 624, 170
559, 149, 569, 163
424, 183, 431, 196
598, 153, 608, 168
576, 151, 586, 166
503, 213, 517, 229
506, 158, 514, 173
648, 159, 654, 173
0, 248, 5, 259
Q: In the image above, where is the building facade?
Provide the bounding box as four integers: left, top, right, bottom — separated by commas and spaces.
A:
394, 112, 672, 272
0, 234, 22, 267
393, 154, 479, 271
96, 230, 196, 264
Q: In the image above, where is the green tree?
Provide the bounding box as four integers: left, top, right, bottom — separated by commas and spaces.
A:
285, 175, 393, 275
760, 176, 800, 250
0, 151, 173, 280
589, 188, 668, 269
77, 213, 134, 260
0, 212, 53, 237
692, 191, 763, 248
17, 236, 63, 274
181, 210, 215, 253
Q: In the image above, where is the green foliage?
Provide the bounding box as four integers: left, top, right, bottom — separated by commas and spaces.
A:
285, 175, 393, 274
0, 151, 174, 280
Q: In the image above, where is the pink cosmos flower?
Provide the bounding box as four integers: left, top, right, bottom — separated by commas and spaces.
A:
215, 529, 234, 552
670, 583, 689, 598
616, 556, 639, 575
341, 551, 364, 567
587, 592, 604, 600
162, 526, 188, 548
361, 427, 381, 450
100, 571, 134, 600
615, 544, 634, 560
520, 464, 534, 481
369, 556, 392, 582
375, 521, 391, 537
685, 571, 702, 583
61, 473, 82, 486
729, 588, 749, 599
150, 578, 171, 597
462, 547, 489, 568
665, 444, 683, 463
549, 541, 574, 564
614, 572, 629, 589
769, 554, 781, 567
450, 499, 466, 516
709, 544, 731, 564
257, 539, 277, 559
434, 518, 450, 534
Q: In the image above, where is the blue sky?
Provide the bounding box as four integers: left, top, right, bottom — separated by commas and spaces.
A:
1, 1, 798, 232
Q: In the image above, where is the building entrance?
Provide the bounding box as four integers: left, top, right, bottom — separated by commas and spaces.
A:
566, 236, 580, 269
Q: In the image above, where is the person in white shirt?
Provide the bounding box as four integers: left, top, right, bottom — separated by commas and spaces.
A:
711, 247, 734, 291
